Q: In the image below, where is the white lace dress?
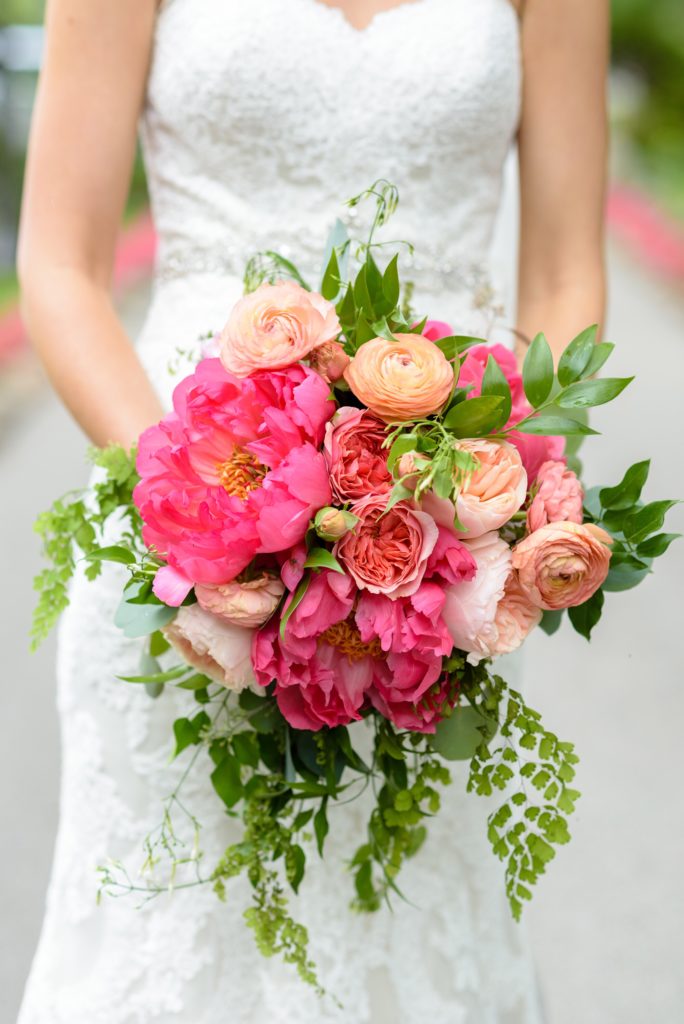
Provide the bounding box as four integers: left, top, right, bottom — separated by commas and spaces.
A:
18, 1, 544, 1021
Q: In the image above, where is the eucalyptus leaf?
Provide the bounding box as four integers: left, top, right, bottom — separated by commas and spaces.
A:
557, 325, 597, 386
567, 589, 604, 640
482, 354, 512, 424
211, 754, 244, 808
86, 545, 136, 565
522, 333, 554, 408
599, 460, 650, 510
539, 610, 563, 636
114, 592, 177, 639
320, 247, 341, 301
515, 414, 598, 437
582, 342, 615, 377
443, 395, 506, 437
623, 500, 679, 545
635, 532, 681, 559
557, 376, 633, 410
434, 335, 486, 360
303, 548, 346, 574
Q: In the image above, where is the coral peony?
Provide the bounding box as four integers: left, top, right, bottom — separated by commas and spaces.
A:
134, 359, 334, 602
324, 406, 392, 501
441, 531, 512, 661
459, 344, 565, 480
512, 521, 612, 610
219, 281, 340, 377
343, 334, 454, 422
527, 459, 584, 532
164, 604, 256, 691
451, 438, 527, 538
195, 573, 284, 628
335, 494, 439, 598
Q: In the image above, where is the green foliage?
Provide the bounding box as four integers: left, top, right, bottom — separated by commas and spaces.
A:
462, 669, 580, 921
522, 333, 554, 408
578, 458, 679, 611
31, 444, 141, 648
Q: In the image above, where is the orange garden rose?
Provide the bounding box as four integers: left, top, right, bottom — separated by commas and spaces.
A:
343, 334, 454, 422
489, 573, 543, 656
512, 521, 613, 610
219, 281, 340, 377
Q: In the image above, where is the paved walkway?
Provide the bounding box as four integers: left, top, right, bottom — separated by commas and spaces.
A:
1, 257, 682, 1023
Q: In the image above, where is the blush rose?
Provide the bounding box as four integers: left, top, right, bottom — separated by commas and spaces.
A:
512, 521, 613, 610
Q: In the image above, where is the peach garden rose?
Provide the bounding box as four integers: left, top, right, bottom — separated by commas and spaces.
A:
512, 521, 613, 610
219, 280, 340, 376
195, 574, 285, 629
163, 604, 256, 691
453, 438, 527, 538
334, 493, 439, 598
343, 334, 454, 422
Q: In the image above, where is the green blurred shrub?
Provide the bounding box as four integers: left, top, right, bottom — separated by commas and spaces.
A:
612, 0, 684, 216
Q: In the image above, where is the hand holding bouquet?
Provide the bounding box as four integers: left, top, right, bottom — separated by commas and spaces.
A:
33, 182, 679, 992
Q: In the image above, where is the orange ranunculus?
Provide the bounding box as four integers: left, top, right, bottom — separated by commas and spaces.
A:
219, 281, 340, 377
343, 334, 454, 422
511, 521, 612, 611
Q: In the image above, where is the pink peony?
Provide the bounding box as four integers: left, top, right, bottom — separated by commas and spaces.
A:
164, 604, 256, 691
355, 584, 453, 659
368, 655, 452, 733
195, 573, 284, 628
324, 406, 392, 502
219, 281, 340, 377
422, 320, 454, 341
512, 521, 612, 610
134, 359, 334, 603
459, 344, 565, 481
252, 568, 383, 730
335, 494, 439, 598
441, 531, 512, 663
527, 459, 584, 532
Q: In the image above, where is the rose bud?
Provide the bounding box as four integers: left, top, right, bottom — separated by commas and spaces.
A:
309, 340, 351, 383
314, 506, 359, 541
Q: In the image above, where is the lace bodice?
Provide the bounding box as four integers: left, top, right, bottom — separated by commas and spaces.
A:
18, 4, 544, 1023
142, 0, 520, 294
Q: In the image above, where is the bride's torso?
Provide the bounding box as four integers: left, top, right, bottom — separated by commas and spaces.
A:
137, 0, 521, 399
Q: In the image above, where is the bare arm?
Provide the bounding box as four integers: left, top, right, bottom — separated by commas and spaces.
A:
17, 0, 162, 449
516, 0, 610, 363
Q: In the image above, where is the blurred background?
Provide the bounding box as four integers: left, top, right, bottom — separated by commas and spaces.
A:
1, 3, 683, 1023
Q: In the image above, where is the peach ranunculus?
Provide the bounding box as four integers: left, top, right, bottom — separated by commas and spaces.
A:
527, 459, 584, 533
512, 521, 613, 610
334, 494, 439, 598
324, 406, 392, 502
343, 334, 454, 423
441, 531, 512, 663
452, 439, 527, 538
194, 574, 284, 629
219, 281, 341, 377
163, 604, 256, 691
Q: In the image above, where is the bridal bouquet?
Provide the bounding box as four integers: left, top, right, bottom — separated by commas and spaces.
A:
33, 183, 678, 991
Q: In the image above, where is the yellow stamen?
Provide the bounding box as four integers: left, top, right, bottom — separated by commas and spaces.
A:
320, 619, 384, 663
218, 449, 267, 499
